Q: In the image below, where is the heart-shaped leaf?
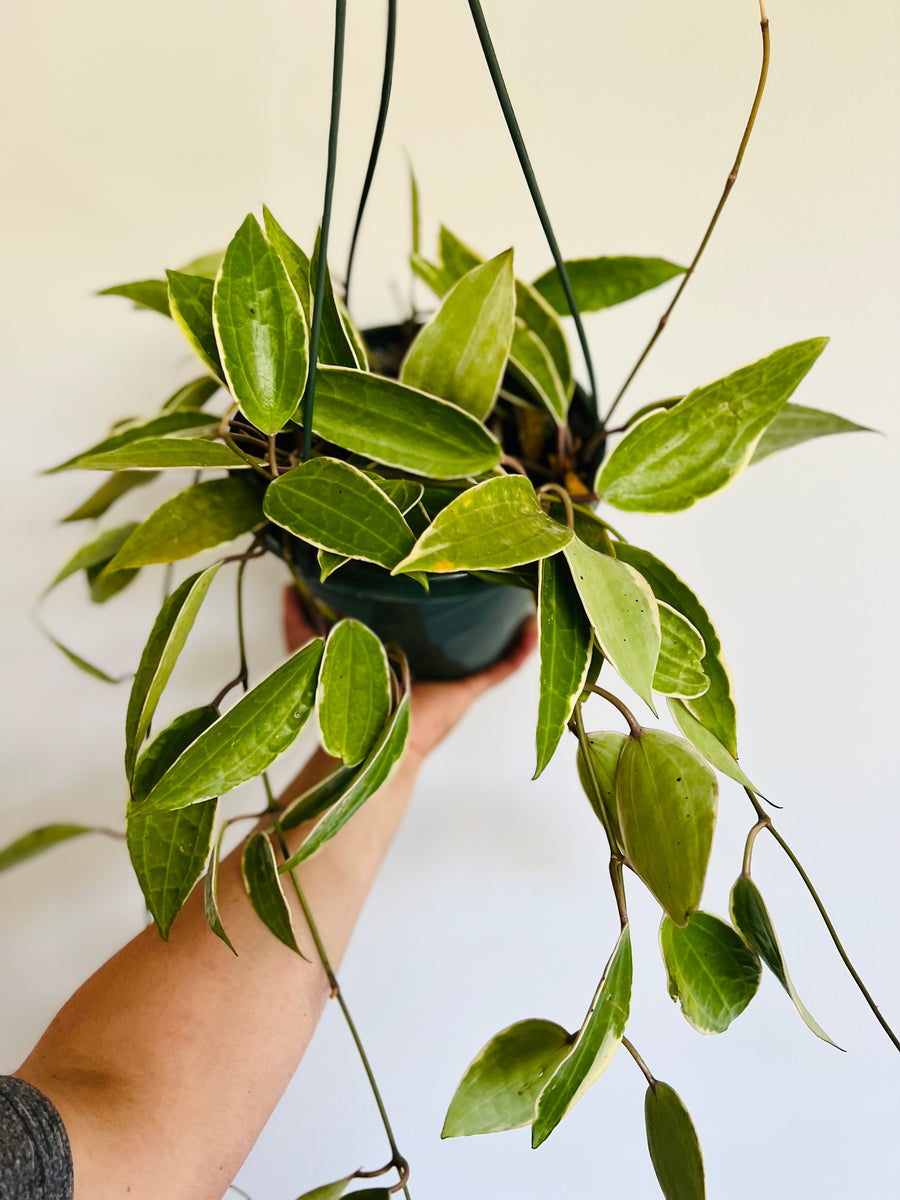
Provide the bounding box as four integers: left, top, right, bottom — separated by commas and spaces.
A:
242, 831, 301, 953
167, 270, 223, 380
317, 620, 391, 767
660, 911, 761, 1034
750, 402, 872, 464
645, 1081, 706, 1200
532, 256, 686, 313
576, 731, 627, 849
535, 554, 592, 778
654, 603, 708, 700
617, 731, 718, 926
0, 825, 96, 874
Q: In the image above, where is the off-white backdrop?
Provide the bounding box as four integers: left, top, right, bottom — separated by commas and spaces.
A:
2, 2, 898, 1197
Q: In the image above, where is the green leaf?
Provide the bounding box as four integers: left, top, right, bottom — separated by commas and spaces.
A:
204, 824, 236, 954
98, 279, 171, 315
576, 731, 627, 848
263, 206, 312, 326
279, 764, 359, 833
668, 700, 758, 792
85, 560, 139, 604
310, 366, 500, 479
532, 256, 685, 314
0, 825, 96, 874
159, 376, 221, 414
750, 401, 873, 464
617, 731, 718, 926
442, 1019, 573, 1137
730, 874, 838, 1047
535, 554, 592, 778
45, 523, 138, 593
317, 621, 391, 767
178, 250, 225, 278
140, 640, 324, 813
167, 270, 223, 380
654, 603, 708, 700
394, 475, 572, 575
125, 564, 221, 780
410, 253, 457, 297
127, 707, 219, 938
338, 300, 369, 370
46, 412, 219, 473
61, 471, 158, 522
563, 537, 660, 710
368, 476, 424, 514
513, 279, 572, 403
613, 543, 737, 755
242, 831, 301, 953
645, 1081, 706, 1200
409, 160, 421, 256
264, 458, 416, 570
280, 695, 409, 869
42, 629, 120, 682
400, 250, 516, 420
660, 911, 761, 1034
507, 322, 569, 425
596, 339, 829, 512
109, 478, 264, 569
213, 213, 310, 434
294, 1177, 354, 1200
532, 926, 632, 1147
309, 230, 360, 368
73, 438, 252, 472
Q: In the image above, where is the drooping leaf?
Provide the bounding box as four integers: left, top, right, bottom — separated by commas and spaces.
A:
125, 564, 221, 780
159, 376, 221, 414
654, 603, 708, 700
400, 250, 515, 420
730, 874, 838, 1047
204, 824, 236, 954
242, 831, 301, 953
617, 731, 718, 926
140, 640, 324, 813
85, 559, 139, 604
167, 270, 223, 379
394, 475, 572, 575
98, 279, 171, 315
280, 695, 409, 869
108, 479, 264, 569
507, 321, 569, 425
72, 438, 252, 472
660, 911, 761, 1034
532, 256, 685, 314
644, 1081, 706, 1200
61, 471, 158, 522
532, 926, 632, 1147
596, 339, 829, 512
613, 543, 737, 755
442, 1019, 573, 1137
46, 412, 219, 473
263, 206, 312, 326
213, 213, 310, 434
294, 1177, 354, 1200
308, 366, 500, 479
534, 554, 592, 778
309, 229, 360, 368
668, 700, 758, 792
127, 707, 219, 938
0, 825, 96, 874
279, 764, 360, 832
317, 621, 391, 767
750, 401, 873, 464
576, 731, 627, 849
263, 458, 416, 570
45, 524, 138, 594
563, 537, 660, 710
41, 628, 121, 683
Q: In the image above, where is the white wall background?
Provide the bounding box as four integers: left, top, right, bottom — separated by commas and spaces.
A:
2, 1, 899, 1197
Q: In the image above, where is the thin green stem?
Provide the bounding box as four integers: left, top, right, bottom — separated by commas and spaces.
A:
344, 0, 397, 309
302, 0, 347, 463
742, 815, 770, 877
622, 1037, 656, 1089
537, 482, 574, 530
220, 427, 273, 481
604, 8, 771, 424
572, 702, 616, 858
466, 0, 599, 423
210, 556, 251, 710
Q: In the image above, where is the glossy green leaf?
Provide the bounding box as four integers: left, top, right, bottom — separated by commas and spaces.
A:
125, 564, 221, 780
654, 603, 708, 699
213, 213, 310, 434
535, 554, 592, 778
109, 479, 263, 569
645, 1081, 706, 1200
668, 700, 758, 792
660, 911, 761, 1034
442, 1019, 573, 1137
309, 366, 500, 479
242, 831, 301, 953
613, 543, 737, 755
394, 476, 572, 575
532, 926, 632, 1147
45, 524, 138, 593
401, 250, 515, 420
617, 731, 718, 926
61, 471, 158, 522
178, 250, 225, 279
204, 824, 236, 954
0, 825, 96, 874
73, 438, 251, 472
596, 339, 829, 512
410, 253, 457, 297
563, 537, 660, 709
513, 279, 572, 402
127, 707, 219, 938
98, 279, 171, 315
508, 321, 569, 425
159, 376, 221, 414
369, 476, 424, 514
263, 206, 312, 326
140, 640, 324, 813
750, 401, 873, 464
338, 300, 369, 370
85, 559, 139, 604
294, 1177, 353, 1200
46, 412, 219, 473
309, 230, 360, 368
576, 731, 627, 848
532, 256, 685, 314
280, 695, 409, 869
317, 621, 391, 767
264, 458, 415, 569
167, 270, 223, 379
730, 874, 838, 1046
279, 764, 359, 833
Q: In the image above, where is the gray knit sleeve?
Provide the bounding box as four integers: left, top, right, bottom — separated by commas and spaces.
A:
0, 1076, 73, 1200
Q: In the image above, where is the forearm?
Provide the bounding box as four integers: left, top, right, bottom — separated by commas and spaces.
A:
16, 745, 423, 1200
